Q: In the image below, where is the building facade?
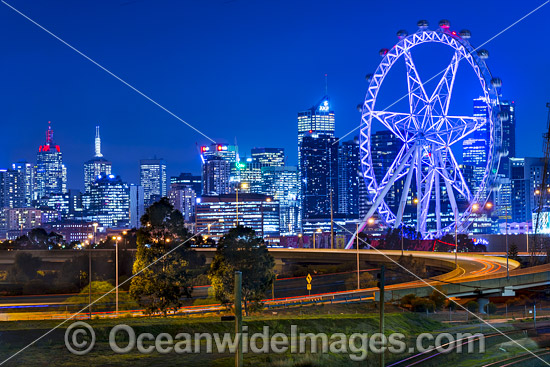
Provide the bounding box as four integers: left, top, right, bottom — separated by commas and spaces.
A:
140, 158, 167, 207
88, 173, 130, 228
195, 193, 279, 241
35, 122, 67, 200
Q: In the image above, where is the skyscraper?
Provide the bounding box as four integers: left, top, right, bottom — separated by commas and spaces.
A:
499, 100, 516, 176
168, 183, 196, 222
338, 138, 361, 218
171, 173, 202, 196
300, 134, 339, 219
11, 161, 34, 207
88, 173, 130, 228
84, 126, 112, 193
129, 184, 145, 229
35, 122, 67, 200
251, 148, 285, 167
463, 97, 490, 192
0, 169, 25, 209
200, 144, 236, 195
371, 130, 401, 212
261, 166, 300, 234
140, 158, 167, 206
298, 97, 336, 224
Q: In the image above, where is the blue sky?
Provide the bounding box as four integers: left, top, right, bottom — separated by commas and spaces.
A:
0, 0, 549, 190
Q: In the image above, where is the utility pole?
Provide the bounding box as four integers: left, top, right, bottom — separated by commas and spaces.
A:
235, 271, 243, 367
378, 265, 385, 367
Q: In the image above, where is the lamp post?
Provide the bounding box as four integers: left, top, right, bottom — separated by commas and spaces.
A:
313, 228, 322, 249
87, 233, 93, 319
112, 235, 122, 316
236, 182, 249, 227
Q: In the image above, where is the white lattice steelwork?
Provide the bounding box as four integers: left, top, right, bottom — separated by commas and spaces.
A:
346, 22, 503, 248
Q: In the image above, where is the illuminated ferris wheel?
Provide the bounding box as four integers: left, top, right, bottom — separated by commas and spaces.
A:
353, 19, 506, 242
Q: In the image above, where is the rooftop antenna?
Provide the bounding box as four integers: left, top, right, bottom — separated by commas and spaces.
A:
95, 125, 103, 158
324, 73, 328, 96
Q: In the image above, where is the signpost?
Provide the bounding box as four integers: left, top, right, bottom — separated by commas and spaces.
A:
306, 273, 312, 295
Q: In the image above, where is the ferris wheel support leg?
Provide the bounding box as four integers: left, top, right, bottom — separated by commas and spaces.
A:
415, 146, 423, 234
345, 146, 415, 249
442, 167, 460, 235
394, 155, 416, 229
435, 170, 442, 236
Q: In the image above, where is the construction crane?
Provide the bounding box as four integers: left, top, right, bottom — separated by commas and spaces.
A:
532, 102, 550, 265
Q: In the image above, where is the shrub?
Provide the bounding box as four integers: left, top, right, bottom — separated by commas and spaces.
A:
411, 298, 435, 312
466, 300, 479, 313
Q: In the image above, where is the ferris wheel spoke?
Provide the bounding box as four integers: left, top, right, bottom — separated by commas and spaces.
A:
404, 51, 429, 118
439, 148, 473, 201
376, 143, 413, 193
370, 111, 412, 142
418, 165, 436, 235
430, 51, 461, 116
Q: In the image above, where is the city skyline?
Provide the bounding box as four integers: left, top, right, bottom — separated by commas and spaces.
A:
0, 1, 549, 190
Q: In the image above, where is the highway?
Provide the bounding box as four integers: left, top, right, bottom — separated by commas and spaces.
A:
0, 249, 523, 321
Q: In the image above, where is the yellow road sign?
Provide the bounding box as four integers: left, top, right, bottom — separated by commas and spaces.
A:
307, 284, 311, 290
306, 274, 312, 283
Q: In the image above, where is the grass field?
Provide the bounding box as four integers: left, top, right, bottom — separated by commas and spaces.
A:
0, 305, 540, 367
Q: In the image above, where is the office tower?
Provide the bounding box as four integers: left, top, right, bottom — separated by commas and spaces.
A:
170, 173, 202, 196
200, 143, 238, 163
251, 148, 285, 167
129, 184, 145, 229
41, 193, 71, 220
235, 158, 263, 193
509, 158, 527, 223
261, 166, 300, 234
300, 134, 339, 219
338, 138, 361, 218
297, 97, 336, 224
371, 130, 401, 211
0, 169, 25, 209
84, 126, 112, 193
499, 100, 516, 176
202, 158, 231, 195
168, 183, 196, 221
195, 193, 279, 241
462, 97, 490, 192
140, 158, 167, 207
35, 122, 67, 200
200, 143, 237, 193
297, 97, 335, 184
11, 161, 35, 207
88, 173, 130, 228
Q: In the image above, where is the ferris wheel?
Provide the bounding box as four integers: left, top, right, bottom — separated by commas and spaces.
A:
349, 19, 506, 246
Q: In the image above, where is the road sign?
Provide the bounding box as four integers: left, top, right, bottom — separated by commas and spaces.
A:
307, 284, 311, 290
306, 274, 312, 283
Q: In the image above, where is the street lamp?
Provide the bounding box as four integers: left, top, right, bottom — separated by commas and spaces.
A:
87, 234, 93, 320
313, 228, 322, 249
236, 182, 249, 227
112, 235, 122, 316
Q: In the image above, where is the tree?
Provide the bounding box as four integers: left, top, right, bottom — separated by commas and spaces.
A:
129, 198, 200, 316
8, 252, 42, 283
209, 226, 275, 315
345, 271, 376, 290
429, 288, 446, 309
509, 243, 520, 262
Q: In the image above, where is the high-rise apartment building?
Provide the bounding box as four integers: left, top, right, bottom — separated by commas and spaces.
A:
140, 158, 167, 207
129, 184, 145, 229
251, 148, 285, 167
35, 122, 67, 200
371, 130, 401, 212
463, 97, 490, 192
168, 183, 197, 222
84, 126, 112, 193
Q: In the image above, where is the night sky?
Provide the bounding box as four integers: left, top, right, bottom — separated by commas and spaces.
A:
1, 0, 549, 190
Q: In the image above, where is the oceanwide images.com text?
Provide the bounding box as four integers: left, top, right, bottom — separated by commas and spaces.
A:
65, 322, 485, 361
